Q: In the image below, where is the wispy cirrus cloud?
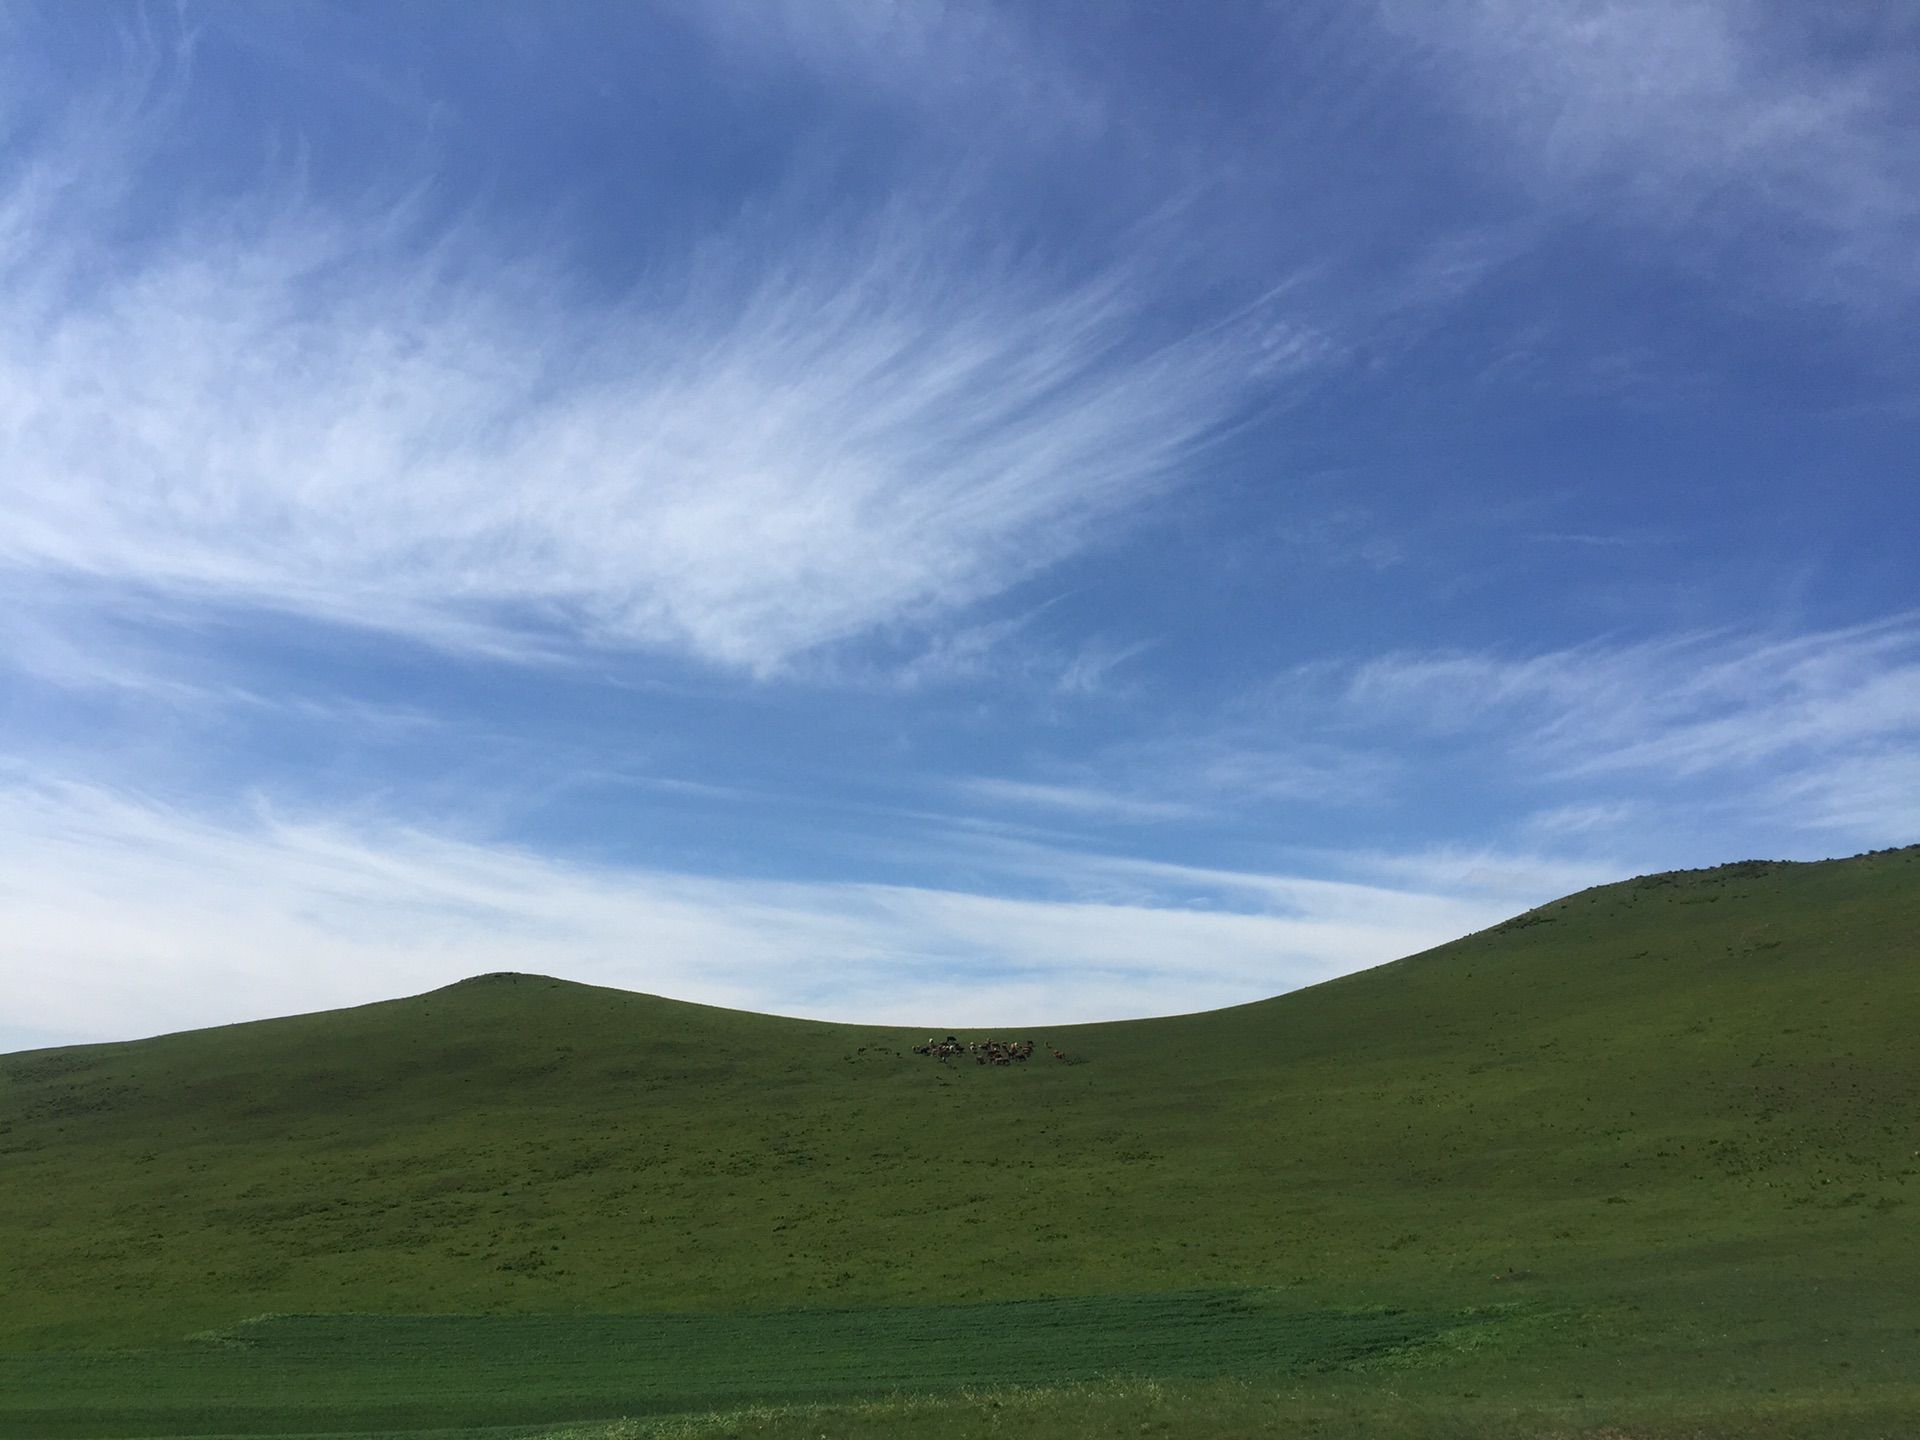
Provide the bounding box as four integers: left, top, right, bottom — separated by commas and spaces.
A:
0, 774, 1528, 1051
0, 83, 1293, 679
1392, 0, 1920, 302
676, 0, 1110, 144
947, 615, 1920, 872
1768, 748, 1920, 839
1339, 616, 1920, 844
1306, 844, 1620, 901
953, 836, 1577, 928
943, 617, 1920, 878
947, 734, 1393, 844
952, 778, 1198, 825
1346, 617, 1920, 772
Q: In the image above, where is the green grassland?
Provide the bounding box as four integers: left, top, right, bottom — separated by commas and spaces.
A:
0, 1293, 1495, 1437
2, 845, 1916, 1436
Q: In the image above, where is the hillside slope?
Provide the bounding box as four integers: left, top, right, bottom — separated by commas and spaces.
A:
3, 844, 1916, 1382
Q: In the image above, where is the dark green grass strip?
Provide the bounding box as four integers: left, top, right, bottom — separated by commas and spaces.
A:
0, 1291, 1499, 1438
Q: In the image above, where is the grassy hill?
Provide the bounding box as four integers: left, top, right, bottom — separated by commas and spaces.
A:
2, 845, 1916, 1437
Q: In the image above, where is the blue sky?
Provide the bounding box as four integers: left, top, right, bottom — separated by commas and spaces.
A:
2, 1, 1916, 1050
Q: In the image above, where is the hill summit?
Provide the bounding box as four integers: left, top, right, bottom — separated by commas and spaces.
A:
2, 843, 1916, 1372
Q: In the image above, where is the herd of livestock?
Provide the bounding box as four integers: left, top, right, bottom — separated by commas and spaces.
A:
911, 1035, 1068, 1065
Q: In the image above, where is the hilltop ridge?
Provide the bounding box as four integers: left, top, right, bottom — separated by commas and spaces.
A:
2, 842, 1915, 1371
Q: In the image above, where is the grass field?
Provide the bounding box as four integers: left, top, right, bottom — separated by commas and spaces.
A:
0, 1292, 1505, 1437
2, 845, 1916, 1436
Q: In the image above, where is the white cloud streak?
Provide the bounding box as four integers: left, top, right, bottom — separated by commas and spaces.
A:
1342, 616, 1920, 843
0, 776, 1525, 1051
1765, 748, 1920, 841
955, 735, 1394, 838
0, 90, 1275, 677
953, 778, 1198, 824
1392, 0, 1920, 300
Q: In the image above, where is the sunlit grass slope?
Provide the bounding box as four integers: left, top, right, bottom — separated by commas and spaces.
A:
1, 845, 1915, 1430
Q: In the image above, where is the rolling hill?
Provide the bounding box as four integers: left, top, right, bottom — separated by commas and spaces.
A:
2, 845, 1916, 1437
